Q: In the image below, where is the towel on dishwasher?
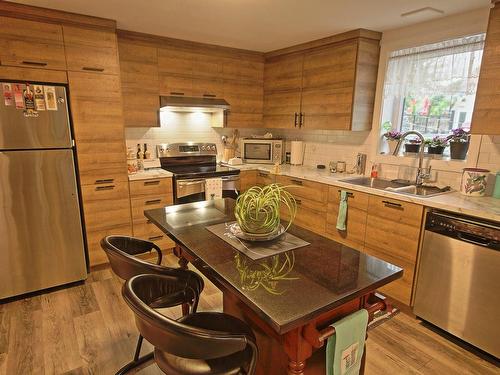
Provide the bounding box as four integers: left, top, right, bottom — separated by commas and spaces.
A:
205, 178, 222, 200
326, 309, 369, 375
336, 190, 348, 231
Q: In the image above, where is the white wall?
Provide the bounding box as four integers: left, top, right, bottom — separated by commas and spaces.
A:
126, 6, 499, 191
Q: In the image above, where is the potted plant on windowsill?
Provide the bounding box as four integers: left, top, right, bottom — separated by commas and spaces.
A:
404, 138, 422, 153
383, 130, 402, 155
449, 128, 470, 160
426, 136, 448, 155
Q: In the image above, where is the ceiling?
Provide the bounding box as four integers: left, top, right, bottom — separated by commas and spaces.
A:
10, 0, 490, 52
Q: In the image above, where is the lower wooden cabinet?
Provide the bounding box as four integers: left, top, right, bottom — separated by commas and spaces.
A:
277, 176, 328, 235
239, 170, 257, 192
129, 177, 175, 252
326, 187, 368, 250
80, 181, 132, 266
256, 170, 276, 186
364, 196, 424, 305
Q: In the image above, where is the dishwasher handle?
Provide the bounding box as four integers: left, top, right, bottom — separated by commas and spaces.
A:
457, 232, 493, 248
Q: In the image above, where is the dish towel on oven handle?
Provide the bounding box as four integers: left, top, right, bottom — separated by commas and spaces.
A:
205, 177, 222, 200
336, 190, 348, 231
326, 308, 369, 375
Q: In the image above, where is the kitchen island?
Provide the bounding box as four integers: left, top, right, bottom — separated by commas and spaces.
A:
145, 199, 403, 375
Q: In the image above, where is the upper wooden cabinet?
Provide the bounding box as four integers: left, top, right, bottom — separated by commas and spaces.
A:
63, 26, 119, 74
0, 16, 66, 70
118, 37, 160, 127
471, 2, 500, 135
263, 30, 380, 131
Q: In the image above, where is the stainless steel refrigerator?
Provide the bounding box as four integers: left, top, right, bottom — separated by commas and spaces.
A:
0, 83, 87, 299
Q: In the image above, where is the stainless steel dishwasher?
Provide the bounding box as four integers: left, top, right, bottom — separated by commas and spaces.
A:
413, 210, 500, 358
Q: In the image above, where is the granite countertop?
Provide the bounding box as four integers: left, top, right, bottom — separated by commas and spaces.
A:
226, 163, 500, 222
128, 168, 173, 181
145, 198, 403, 334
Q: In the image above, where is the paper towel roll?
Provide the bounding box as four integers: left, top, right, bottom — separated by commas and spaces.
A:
290, 141, 304, 165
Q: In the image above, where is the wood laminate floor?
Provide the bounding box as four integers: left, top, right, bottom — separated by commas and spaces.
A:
0, 254, 498, 375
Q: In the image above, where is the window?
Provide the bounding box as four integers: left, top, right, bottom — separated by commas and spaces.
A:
380, 34, 485, 155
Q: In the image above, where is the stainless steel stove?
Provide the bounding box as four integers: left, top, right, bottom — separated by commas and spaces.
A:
157, 142, 240, 204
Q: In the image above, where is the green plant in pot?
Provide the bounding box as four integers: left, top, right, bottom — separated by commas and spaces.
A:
404, 138, 422, 153
235, 184, 297, 237
449, 128, 470, 160
427, 136, 448, 155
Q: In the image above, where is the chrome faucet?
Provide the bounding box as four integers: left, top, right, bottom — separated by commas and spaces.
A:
393, 130, 431, 185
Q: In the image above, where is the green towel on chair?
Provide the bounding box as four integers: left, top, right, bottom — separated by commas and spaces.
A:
336, 190, 348, 231
326, 309, 369, 375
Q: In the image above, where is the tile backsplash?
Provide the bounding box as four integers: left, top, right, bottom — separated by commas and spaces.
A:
125, 112, 499, 192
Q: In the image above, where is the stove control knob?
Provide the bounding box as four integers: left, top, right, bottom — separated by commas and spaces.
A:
201, 145, 206, 151
210, 145, 216, 151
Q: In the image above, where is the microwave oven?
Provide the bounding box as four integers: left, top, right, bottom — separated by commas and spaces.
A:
240, 138, 283, 164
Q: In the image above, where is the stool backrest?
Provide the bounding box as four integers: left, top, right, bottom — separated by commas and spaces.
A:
123, 274, 250, 360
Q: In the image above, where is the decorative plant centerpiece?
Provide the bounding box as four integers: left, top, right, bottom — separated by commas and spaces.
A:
234, 184, 297, 241
426, 136, 448, 155
449, 128, 470, 160
383, 130, 402, 155
404, 138, 422, 153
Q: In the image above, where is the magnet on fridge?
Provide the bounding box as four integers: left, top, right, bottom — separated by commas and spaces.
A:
34, 85, 46, 111
2, 83, 13, 106
13, 84, 25, 109
23, 83, 38, 117
44, 86, 57, 111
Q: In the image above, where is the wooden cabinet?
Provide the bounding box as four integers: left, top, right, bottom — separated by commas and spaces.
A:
263, 53, 304, 128
277, 176, 328, 234
263, 30, 380, 130
0, 16, 66, 70
80, 181, 132, 266
256, 170, 276, 186
129, 178, 175, 252
68, 71, 132, 266
63, 26, 119, 74
68, 72, 129, 184
471, 2, 500, 134
158, 45, 224, 98
364, 196, 424, 305
326, 187, 369, 250
118, 37, 160, 127
239, 170, 258, 192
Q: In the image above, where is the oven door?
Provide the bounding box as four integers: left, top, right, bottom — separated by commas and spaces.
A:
242, 141, 273, 164
175, 176, 241, 204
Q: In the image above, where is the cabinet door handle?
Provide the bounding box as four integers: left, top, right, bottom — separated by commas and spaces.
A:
95, 185, 115, 191
144, 180, 160, 186
145, 199, 162, 205
148, 235, 164, 241
382, 200, 403, 208
258, 172, 269, 177
170, 92, 184, 96
95, 178, 114, 184
290, 179, 303, 185
337, 190, 354, 198
22, 60, 47, 67
295, 199, 302, 205
294, 112, 298, 127
82, 66, 105, 72
203, 93, 216, 98
299, 112, 304, 127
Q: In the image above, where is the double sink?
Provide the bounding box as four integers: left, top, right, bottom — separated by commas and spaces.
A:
339, 177, 452, 198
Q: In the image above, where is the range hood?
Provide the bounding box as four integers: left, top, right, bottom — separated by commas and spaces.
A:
160, 95, 230, 113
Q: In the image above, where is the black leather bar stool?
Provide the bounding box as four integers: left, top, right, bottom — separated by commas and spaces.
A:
123, 273, 258, 375
101, 235, 204, 375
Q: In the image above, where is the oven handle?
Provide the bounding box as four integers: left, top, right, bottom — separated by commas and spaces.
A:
177, 179, 206, 187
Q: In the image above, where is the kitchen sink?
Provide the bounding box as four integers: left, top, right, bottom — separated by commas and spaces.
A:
339, 177, 452, 198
